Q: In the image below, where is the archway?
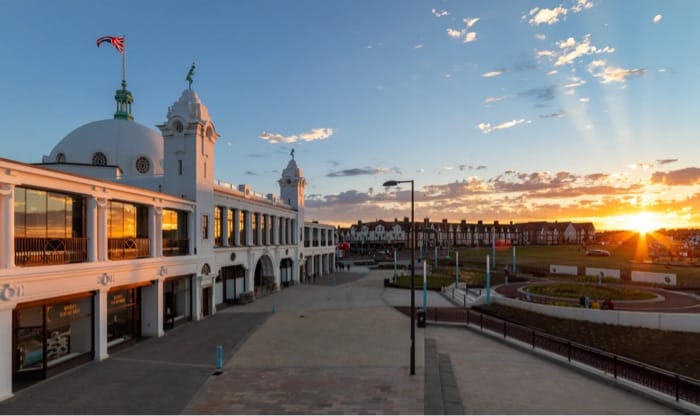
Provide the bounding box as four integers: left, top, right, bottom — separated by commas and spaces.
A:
254, 255, 275, 297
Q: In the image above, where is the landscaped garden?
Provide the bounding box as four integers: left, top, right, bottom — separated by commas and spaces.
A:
524, 283, 657, 301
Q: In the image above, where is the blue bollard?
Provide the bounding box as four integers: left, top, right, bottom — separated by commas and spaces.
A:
216, 345, 223, 370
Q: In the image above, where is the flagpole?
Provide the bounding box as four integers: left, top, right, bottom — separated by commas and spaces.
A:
122, 35, 126, 83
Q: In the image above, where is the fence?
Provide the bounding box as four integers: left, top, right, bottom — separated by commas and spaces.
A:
396, 306, 700, 406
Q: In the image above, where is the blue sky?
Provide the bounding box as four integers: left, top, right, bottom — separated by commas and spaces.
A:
2, 0, 700, 230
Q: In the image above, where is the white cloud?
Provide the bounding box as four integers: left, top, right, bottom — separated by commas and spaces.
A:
482, 69, 505, 78
432, 8, 449, 17
414, 44, 424, 49
554, 34, 614, 66
529, 6, 568, 25
579, 97, 590, 103
547, 69, 559, 75
571, 0, 594, 13
477, 118, 526, 134
484, 96, 506, 104
653, 14, 663, 24
537, 50, 555, 57
535, 33, 547, 40
464, 17, 480, 27
589, 64, 646, 84
260, 128, 334, 144
444, 74, 453, 79
564, 76, 586, 89
446, 28, 462, 39
464, 32, 477, 43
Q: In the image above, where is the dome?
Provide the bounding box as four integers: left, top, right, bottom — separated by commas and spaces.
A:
44, 119, 164, 177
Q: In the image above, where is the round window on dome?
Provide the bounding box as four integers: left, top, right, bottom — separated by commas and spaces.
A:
135, 157, 151, 174
92, 152, 108, 166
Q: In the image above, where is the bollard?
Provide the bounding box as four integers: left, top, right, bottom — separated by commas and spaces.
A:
216, 345, 223, 370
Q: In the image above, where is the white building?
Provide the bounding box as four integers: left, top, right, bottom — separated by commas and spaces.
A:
0, 80, 336, 399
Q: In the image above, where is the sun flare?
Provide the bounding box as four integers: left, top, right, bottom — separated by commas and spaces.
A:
624, 212, 661, 234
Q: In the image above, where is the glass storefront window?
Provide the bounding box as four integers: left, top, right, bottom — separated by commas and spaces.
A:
163, 277, 192, 330
46, 297, 93, 366
15, 306, 44, 372
107, 289, 139, 347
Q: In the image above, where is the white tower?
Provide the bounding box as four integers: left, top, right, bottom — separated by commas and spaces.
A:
279, 152, 306, 211
158, 89, 220, 200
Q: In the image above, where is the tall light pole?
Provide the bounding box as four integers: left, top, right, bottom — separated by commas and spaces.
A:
383, 179, 415, 376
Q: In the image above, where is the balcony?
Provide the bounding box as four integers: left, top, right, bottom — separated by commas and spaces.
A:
108, 238, 151, 260
163, 239, 189, 257
15, 237, 88, 266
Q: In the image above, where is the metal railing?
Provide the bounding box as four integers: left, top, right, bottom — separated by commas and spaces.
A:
398, 306, 700, 406
15, 237, 88, 266
162, 239, 189, 256
107, 238, 150, 260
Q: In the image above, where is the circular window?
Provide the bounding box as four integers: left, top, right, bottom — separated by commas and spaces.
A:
56, 153, 66, 163
135, 157, 150, 174
92, 152, 108, 166
173, 120, 184, 133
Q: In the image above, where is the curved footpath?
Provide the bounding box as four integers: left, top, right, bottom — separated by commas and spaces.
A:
0, 268, 679, 414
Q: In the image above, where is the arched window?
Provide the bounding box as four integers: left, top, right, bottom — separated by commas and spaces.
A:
92, 152, 108, 166
56, 153, 66, 163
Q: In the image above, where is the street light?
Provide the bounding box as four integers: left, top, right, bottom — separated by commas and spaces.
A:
383, 179, 415, 376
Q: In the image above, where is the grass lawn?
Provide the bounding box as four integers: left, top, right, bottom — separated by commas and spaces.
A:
526, 283, 657, 301
439, 239, 700, 286
476, 303, 700, 380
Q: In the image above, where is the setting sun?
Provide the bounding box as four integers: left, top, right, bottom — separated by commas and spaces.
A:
624, 212, 662, 234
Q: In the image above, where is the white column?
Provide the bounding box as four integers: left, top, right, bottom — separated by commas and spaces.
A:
272, 216, 279, 245
221, 207, 229, 247
281, 218, 287, 245
0, 306, 13, 401
86, 197, 98, 262
264, 214, 271, 246
148, 206, 157, 258
154, 208, 163, 257
141, 280, 164, 337
188, 210, 196, 255
96, 198, 108, 261
256, 213, 263, 246
233, 209, 241, 246
245, 211, 253, 247
193, 276, 202, 321
0, 184, 15, 269
94, 289, 109, 361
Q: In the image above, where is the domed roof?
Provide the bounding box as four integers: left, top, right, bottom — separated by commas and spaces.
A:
44, 119, 164, 177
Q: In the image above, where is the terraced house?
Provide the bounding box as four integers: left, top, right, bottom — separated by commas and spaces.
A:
0, 80, 335, 399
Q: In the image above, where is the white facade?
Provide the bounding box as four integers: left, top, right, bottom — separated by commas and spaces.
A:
0, 84, 335, 400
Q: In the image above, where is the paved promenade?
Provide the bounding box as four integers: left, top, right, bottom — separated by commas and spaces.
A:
0, 267, 679, 414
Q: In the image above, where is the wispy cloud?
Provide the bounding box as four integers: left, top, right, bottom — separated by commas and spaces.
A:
588, 60, 646, 84
477, 118, 527, 134
259, 128, 334, 144
446, 28, 462, 39
244, 171, 259, 176
464, 32, 477, 43
528, 6, 568, 25
519, 85, 556, 101
652, 14, 663, 24
540, 111, 565, 119
482, 69, 506, 78
650, 167, 700, 186
484, 96, 506, 105
571, 0, 594, 13
656, 159, 678, 165
534, 33, 546, 40
579, 97, 590, 103
464, 17, 480, 27
414, 44, 424, 49
432, 8, 449, 17
327, 167, 396, 178
554, 35, 614, 66
627, 162, 653, 171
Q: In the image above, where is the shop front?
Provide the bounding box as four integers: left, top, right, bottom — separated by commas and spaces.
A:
163, 275, 192, 331
107, 285, 144, 352
13, 293, 94, 383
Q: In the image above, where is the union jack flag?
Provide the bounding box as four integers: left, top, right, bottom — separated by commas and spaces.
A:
96, 36, 125, 54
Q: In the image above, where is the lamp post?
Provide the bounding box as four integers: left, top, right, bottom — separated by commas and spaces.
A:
383, 179, 415, 376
